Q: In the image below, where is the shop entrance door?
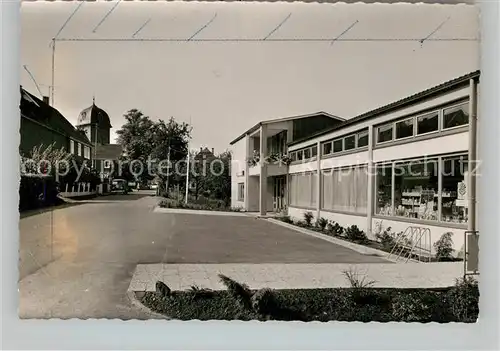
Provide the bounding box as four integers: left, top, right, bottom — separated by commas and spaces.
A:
273, 176, 287, 212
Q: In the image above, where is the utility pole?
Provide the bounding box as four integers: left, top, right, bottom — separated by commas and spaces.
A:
51, 38, 55, 106
185, 144, 190, 204
165, 140, 170, 197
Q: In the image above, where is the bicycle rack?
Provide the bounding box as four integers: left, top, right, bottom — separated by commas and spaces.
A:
387, 226, 432, 263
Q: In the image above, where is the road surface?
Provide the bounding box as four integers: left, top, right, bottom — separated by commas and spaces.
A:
19, 191, 385, 319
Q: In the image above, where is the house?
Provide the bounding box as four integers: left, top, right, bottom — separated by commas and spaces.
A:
75, 100, 123, 180
284, 70, 479, 255
19, 87, 93, 161
229, 112, 345, 213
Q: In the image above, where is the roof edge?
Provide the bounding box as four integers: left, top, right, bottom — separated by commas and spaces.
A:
288, 70, 480, 147
229, 111, 343, 145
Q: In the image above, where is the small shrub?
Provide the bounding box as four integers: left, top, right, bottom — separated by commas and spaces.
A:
279, 215, 293, 224
156, 281, 171, 297
326, 221, 344, 236
345, 225, 368, 243
316, 217, 328, 231
343, 267, 376, 289
251, 288, 278, 316
434, 232, 454, 261
303, 212, 314, 226
188, 285, 214, 300
447, 276, 479, 322
375, 226, 397, 252
218, 274, 253, 310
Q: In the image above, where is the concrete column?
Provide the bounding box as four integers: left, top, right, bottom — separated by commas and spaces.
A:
468, 78, 478, 232
244, 135, 250, 210
316, 141, 321, 219
259, 124, 268, 215
366, 125, 374, 237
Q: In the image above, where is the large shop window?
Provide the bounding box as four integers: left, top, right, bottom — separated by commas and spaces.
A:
443, 103, 469, 129
321, 166, 368, 214
394, 159, 439, 220
289, 172, 317, 208
375, 155, 468, 225
375, 165, 393, 216
441, 156, 468, 224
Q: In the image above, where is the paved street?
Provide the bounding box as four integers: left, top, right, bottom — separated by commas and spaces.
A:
19, 191, 386, 319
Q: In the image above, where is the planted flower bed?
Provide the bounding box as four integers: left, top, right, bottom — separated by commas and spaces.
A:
141, 275, 478, 322
274, 212, 463, 262
158, 198, 243, 212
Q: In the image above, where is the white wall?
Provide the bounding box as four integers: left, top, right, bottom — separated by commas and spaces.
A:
248, 176, 260, 211
321, 151, 369, 169
230, 137, 247, 209
373, 132, 468, 163
289, 160, 317, 174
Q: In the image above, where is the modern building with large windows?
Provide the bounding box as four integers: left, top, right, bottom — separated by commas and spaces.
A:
286, 71, 479, 255
230, 70, 479, 255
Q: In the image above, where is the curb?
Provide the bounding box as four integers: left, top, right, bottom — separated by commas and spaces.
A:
266, 218, 398, 262
126, 291, 170, 320
153, 206, 249, 217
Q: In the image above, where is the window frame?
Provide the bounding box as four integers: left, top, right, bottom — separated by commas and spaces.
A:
376, 123, 394, 144
394, 117, 415, 140
343, 134, 357, 151
357, 130, 369, 148
442, 102, 470, 131
237, 182, 245, 201
415, 110, 440, 137
322, 141, 333, 156
333, 138, 343, 153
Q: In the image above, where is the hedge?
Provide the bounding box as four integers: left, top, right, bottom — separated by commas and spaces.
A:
19, 175, 61, 212
141, 278, 479, 323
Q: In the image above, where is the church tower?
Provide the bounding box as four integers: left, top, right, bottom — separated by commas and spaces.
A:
76, 98, 112, 145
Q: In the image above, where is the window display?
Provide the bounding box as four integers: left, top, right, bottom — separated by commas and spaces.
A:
394, 159, 439, 220
441, 156, 468, 223
375, 165, 393, 215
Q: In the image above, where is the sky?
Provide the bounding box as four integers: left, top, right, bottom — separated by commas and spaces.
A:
20, 2, 479, 153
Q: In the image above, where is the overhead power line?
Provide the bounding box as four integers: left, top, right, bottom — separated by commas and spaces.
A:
54, 37, 476, 43
331, 20, 359, 45
92, 0, 122, 33
50, 0, 85, 47
188, 13, 218, 41
420, 16, 451, 44
263, 13, 292, 40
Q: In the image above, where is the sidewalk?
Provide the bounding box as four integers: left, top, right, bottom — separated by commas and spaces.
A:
128, 262, 464, 292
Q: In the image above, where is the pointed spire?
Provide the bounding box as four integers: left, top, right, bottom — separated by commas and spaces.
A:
92, 94, 95, 105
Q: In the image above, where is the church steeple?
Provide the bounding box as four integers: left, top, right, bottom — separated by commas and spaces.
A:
92, 94, 95, 105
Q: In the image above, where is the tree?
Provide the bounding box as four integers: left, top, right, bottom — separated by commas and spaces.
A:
150, 117, 191, 196
116, 109, 156, 184
206, 150, 232, 205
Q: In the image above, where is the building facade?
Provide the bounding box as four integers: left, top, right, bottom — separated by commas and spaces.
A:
20, 87, 93, 161
229, 71, 479, 255
229, 112, 345, 213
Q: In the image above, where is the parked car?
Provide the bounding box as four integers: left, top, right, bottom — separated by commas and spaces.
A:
111, 179, 129, 194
